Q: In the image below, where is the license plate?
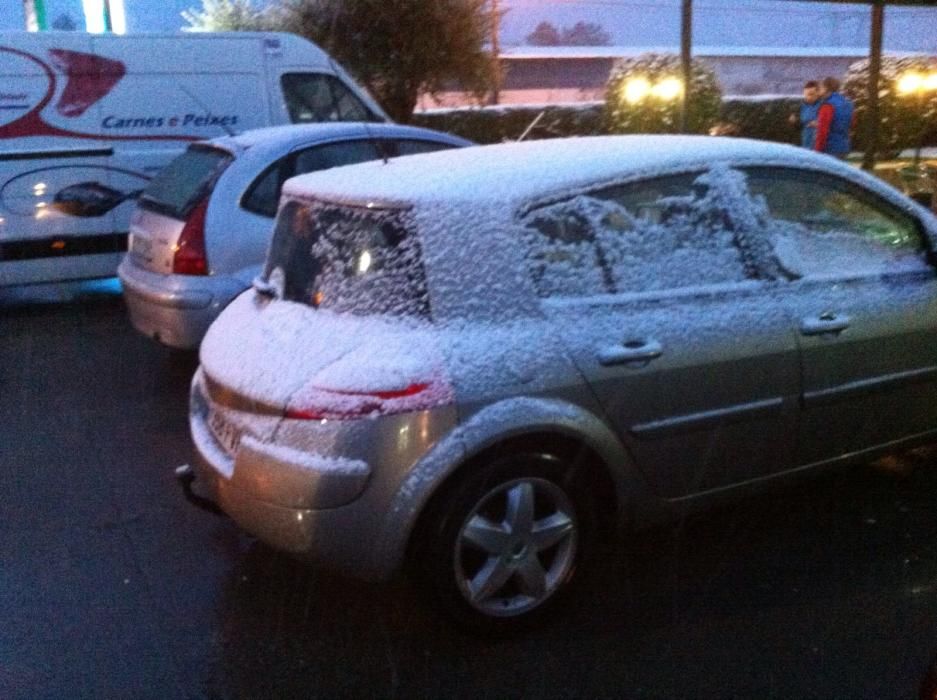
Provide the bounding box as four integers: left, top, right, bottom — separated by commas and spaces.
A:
208, 408, 241, 455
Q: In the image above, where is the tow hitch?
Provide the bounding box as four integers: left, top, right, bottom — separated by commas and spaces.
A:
175, 464, 224, 516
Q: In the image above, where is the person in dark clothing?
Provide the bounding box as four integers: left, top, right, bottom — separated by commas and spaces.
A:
790, 80, 821, 149
814, 76, 855, 159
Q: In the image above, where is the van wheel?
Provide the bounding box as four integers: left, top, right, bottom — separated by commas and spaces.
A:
410, 452, 593, 635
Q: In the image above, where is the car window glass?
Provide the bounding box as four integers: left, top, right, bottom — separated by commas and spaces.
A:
241, 159, 289, 218
281, 73, 373, 123
522, 167, 765, 299
293, 141, 382, 174
743, 167, 928, 279
393, 139, 456, 157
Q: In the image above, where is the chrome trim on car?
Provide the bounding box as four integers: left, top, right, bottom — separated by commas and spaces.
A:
802, 366, 937, 408
630, 397, 785, 439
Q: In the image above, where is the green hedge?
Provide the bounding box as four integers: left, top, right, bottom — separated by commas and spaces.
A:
413, 97, 936, 150
411, 103, 605, 144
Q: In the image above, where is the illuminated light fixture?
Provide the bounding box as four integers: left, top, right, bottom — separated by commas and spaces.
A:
624, 77, 652, 104
897, 72, 925, 95
651, 77, 683, 101
35, 201, 46, 208
82, 0, 126, 34
357, 250, 372, 274
33, 182, 47, 195
51, 240, 66, 250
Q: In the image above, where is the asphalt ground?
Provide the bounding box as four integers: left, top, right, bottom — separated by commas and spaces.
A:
3, 280, 937, 699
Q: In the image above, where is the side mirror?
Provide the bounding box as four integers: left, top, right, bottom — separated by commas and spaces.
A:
52, 181, 138, 217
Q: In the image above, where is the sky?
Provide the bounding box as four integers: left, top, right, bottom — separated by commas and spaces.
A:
1, 0, 935, 52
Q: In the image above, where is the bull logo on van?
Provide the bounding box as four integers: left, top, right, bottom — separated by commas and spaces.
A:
47, 48, 125, 118
0, 46, 199, 142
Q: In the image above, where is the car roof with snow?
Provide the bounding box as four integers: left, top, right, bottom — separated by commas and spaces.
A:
281, 135, 857, 208
210, 122, 472, 153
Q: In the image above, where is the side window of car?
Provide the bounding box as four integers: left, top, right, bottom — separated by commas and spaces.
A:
521, 168, 762, 299
392, 139, 456, 157
743, 167, 928, 279
292, 140, 382, 174
242, 158, 291, 218
280, 73, 374, 123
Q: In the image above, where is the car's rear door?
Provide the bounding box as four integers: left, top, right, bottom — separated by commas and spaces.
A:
745, 166, 937, 466
529, 168, 801, 500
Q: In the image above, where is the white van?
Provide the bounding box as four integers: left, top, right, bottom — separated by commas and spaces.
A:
0, 31, 388, 286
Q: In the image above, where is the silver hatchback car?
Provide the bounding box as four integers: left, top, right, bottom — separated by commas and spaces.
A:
184, 135, 937, 633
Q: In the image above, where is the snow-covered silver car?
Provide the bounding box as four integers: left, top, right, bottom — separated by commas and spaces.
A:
183, 135, 937, 633
118, 123, 470, 349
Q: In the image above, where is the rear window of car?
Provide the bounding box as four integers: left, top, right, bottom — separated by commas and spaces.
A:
137, 145, 232, 219
262, 198, 429, 318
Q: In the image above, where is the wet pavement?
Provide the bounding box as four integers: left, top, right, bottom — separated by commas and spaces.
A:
3, 282, 937, 699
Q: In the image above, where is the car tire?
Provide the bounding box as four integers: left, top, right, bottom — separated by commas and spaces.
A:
409, 451, 595, 636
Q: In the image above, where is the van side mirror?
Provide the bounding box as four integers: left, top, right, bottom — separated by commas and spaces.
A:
52, 181, 139, 217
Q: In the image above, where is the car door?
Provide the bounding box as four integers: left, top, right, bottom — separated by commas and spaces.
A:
744, 166, 937, 466
528, 167, 801, 500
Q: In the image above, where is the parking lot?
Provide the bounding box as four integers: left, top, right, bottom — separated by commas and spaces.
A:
4, 281, 937, 699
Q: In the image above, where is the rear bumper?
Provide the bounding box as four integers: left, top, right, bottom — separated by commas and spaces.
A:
118, 257, 244, 349
186, 369, 459, 581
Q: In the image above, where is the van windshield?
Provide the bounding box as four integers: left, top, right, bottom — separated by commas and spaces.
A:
138, 145, 232, 220
262, 199, 429, 318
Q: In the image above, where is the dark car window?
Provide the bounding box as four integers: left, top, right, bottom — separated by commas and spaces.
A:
138, 145, 232, 219
241, 141, 385, 219
281, 73, 376, 123
522, 169, 758, 298
391, 139, 457, 157
263, 199, 429, 318
743, 167, 929, 279
293, 140, 382, 173
241, 159, 290, 218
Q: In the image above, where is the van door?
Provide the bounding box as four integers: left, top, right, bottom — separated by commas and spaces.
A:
0, 33, 120, 284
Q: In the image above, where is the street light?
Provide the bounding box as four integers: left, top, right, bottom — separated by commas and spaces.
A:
622, 77, 683, 105
896, 68, 937, 167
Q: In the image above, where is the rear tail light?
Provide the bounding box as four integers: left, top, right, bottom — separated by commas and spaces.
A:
285, 380, 451, 421
172, 198, 209, 275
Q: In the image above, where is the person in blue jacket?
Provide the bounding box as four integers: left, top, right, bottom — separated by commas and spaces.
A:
815, 76, 855, 159
791, 80, 821, 149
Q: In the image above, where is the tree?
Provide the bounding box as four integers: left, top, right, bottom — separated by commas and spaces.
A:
604, 53, 722, 135
843, 55, 937, 155
276, 0, 496, 122
182, 0, 271, 31
561, 21, 611, 47
526, 21, 561, 46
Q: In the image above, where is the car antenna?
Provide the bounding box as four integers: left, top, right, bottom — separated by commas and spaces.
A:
179, 85, 237, 138
326, 53, 389, 165
516, 110, 545, 142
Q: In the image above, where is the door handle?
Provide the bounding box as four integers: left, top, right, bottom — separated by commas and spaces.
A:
800, 312, 851, 336
597, 339, 663, 366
